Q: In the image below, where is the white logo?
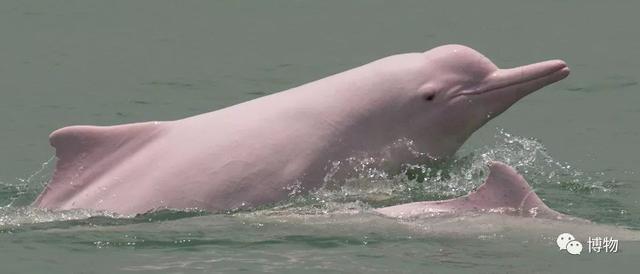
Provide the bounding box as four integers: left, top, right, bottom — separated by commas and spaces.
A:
556, 233, 582, 255
556, 233, 575, 251
556, 233, 619, 255
566, 240, 583, 255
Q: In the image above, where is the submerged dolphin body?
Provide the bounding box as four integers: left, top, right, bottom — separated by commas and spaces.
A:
34, 44, 570, 215
375, 162, 567, 220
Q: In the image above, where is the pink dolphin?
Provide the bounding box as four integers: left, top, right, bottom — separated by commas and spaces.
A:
34, 44, 570, 215
375, 161, 566, 219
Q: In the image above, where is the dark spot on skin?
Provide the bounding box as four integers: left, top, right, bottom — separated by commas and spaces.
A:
425, 94, 435, 101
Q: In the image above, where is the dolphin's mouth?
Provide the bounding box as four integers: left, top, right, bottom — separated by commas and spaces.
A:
460, 60, 569, 96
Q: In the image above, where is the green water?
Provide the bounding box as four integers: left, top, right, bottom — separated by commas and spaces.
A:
1, 0, 640, 273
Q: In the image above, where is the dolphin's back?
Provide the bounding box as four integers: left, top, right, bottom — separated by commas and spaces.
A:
33, 122, 166, 209
375, 162, 567, 219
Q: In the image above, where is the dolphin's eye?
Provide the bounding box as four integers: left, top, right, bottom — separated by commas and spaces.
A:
419, 84, 438, 102
425, 94, 436, 101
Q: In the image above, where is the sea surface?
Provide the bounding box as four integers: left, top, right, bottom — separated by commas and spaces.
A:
1, 1, 639, 273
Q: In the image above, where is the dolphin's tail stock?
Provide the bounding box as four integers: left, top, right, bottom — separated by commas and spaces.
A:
33, 122, 166, 208
375, 161, 568, 220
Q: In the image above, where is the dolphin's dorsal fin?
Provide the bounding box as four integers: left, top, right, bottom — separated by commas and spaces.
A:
375, 161, 565, 219
33, 122, 165, 206
48, 122, 164, 169
460, 161, 559, 217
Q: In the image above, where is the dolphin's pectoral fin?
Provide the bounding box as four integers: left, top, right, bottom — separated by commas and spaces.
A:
375, 161, 566, 219
33, 122, 165, 207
